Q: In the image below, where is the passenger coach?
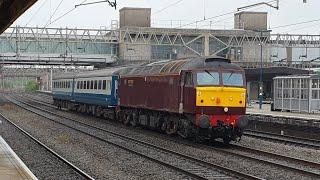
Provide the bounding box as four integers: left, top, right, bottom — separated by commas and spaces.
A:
52, 69, 120, 119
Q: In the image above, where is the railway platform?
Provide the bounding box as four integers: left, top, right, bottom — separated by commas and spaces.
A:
0, 136, 37, 180
246, 104, 320, 128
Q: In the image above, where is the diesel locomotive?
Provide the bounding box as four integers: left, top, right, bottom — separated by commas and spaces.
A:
52, 56, 248, 143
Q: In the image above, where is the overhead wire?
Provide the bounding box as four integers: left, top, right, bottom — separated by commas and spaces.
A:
45, 0, 88, 27
153, 0, 184, 15
282, 22, 320, 34
176, 0, 278, 28
25, 0, 49, 26
197, 2, 273, 29
271, 18, 320, 30
43, 0, 65, 27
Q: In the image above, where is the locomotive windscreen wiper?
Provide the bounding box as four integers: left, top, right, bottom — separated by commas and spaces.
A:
205, 70, 215, 79
226, 72, 234, 81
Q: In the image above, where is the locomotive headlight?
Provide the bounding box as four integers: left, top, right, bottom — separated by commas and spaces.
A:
224, 107, 229, 113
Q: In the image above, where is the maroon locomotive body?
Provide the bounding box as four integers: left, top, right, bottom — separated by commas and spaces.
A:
117, 56, 248, 143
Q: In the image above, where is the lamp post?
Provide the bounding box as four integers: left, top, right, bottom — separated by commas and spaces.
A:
253, 29, 272, 109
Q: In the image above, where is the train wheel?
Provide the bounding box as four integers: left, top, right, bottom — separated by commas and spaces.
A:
177, 120, 191, 139
166, 120, 177, 135
160, 120, 167, 133
131, 112, 138, 127
223, 137, 232, 145
123, 114, 131, 126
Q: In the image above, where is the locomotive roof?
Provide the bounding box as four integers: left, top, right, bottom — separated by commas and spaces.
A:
116, 56, 243, 76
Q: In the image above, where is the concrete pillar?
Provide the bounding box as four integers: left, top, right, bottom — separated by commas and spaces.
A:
286, 47, 292, 65
246, 81, 251, 105
204, 34, 210, 56
50, 67, 53, 92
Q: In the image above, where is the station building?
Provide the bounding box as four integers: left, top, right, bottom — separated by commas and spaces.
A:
116, 8, 312, 101
1, 7, 318, 100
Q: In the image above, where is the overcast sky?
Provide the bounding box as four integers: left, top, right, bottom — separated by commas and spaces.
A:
11, 0, 320, 34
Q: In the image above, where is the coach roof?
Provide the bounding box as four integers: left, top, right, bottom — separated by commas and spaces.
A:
53, 67, 124, 80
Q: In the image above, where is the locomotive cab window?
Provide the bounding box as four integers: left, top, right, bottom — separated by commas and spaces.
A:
197, 71, 219, 86
222, 72, 244, 87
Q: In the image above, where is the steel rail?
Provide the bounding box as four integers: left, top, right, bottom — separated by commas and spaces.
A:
0, 112, 95, 180
244, 130, 320, 149
9, 95, 262, 180
22, 95, 320, 178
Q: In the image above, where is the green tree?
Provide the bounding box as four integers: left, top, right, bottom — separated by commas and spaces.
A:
25, 80, 39, 92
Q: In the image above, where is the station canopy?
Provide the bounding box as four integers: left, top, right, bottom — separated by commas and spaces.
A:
0, 0, 37, 34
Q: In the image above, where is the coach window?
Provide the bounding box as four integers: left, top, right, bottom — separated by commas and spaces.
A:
95, 80, 98, 89
98, 80, 102, 90
106, 80, 109, 90
86, 81, 89, 89
108, 80, 112, 90
84, 81, 87, 89
102, 80, 106, 90
90, 80, 93, 89
80, 81, 83, 89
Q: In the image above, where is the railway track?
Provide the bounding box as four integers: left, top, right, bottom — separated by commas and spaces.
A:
244, 129, 320, 149
0, 111, 95, 180
13, 94, 320, 179
8, 95, 261, 180
26, 93, 320, 149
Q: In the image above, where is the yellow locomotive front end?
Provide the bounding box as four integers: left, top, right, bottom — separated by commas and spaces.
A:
194, 70, 248, 143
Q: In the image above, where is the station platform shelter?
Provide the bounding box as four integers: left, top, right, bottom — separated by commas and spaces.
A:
245, 67, 310, 102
